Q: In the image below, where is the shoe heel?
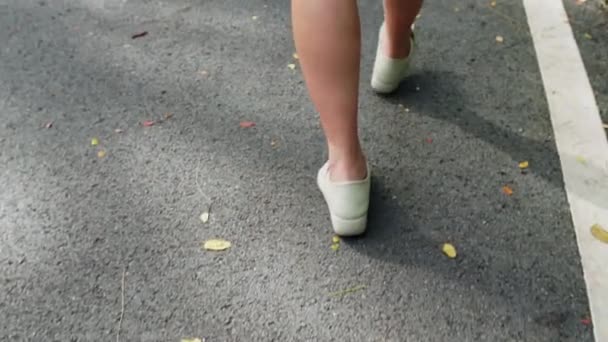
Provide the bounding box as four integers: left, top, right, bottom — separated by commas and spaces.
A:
331, 214, 367, 237
371, 77, 399, 94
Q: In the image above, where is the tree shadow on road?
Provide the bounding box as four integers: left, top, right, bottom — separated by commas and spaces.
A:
392, 71, 564, 187
345, 70, 593, 339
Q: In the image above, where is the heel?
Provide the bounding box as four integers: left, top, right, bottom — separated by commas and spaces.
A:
330, 214, 368, 237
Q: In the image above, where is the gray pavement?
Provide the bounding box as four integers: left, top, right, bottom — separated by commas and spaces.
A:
0, 0, 602, 341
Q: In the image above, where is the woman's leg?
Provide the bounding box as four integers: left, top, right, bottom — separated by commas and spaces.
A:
291, 0, 366, 182
383, 0, 424, 58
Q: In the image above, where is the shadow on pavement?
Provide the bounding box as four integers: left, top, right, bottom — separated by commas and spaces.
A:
396, 71, 563, 186
345, 70, 591, 338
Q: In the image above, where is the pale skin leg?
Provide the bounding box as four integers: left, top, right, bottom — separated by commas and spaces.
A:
291, 0, 423, 181
383, 0, 424, 58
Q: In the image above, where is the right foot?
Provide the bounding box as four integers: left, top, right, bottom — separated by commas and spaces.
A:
317, 162, 371, 236
371, 22, 415, 94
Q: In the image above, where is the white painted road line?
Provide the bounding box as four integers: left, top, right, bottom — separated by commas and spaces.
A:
523, 0, 608, 340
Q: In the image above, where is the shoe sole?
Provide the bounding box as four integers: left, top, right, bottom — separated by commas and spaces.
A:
330, 213, 367, 237
371, 78, 401, 94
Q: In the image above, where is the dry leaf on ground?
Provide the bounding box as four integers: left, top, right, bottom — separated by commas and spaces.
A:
583, 33, 592, 40
181, 338, 203, 342
590, 224, 608, 243
496, 35, 504, 43
240, 121, 256, 128
331, 235, 340, 251
203, 239, 231, 251
502, 185, 513, 196
200, 212, 210, 223
114, 128, 123, 133
442, 243, 457, 258
293, 53, 299, 60
576, 155, 587, 165
91, 137, 99, 146
490, 1, 497, 7
142, 120, 155, 127
131, 31, 148, 39
519, 161, 529, 169
45, 121, 53, 129
97, 150, 106, 158
287, 63, 296, 70
329, 285, 366, 297
252, 16, 258, 20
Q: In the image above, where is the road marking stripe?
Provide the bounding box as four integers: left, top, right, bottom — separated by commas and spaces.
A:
523, 0, 608, 339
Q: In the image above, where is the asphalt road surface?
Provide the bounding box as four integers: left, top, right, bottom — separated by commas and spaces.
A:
1, 0, 606, 341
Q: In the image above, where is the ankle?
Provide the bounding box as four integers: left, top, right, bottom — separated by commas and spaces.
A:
328, 155, 367, 182
382, 26, 412, 59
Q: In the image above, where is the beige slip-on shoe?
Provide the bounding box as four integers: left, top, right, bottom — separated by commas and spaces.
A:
371, 22, 415, 94
317, 162, 371, 236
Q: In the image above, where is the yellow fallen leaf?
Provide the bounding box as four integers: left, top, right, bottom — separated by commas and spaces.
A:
293, 52, 299, 60
591, 224, 608, 244
583, 33, 592, 40
97, 150, 106, 158
576, 155, 587, 165
332, 236, 340, 244
496, 35, 504, 43
91, 137, 99, 146
329, 285, 366, 297
200, 212, 209, 223
518, 161, 529, 169
203, 239, 231, 251
490, 1, 497, 7
330, 243, 340, 251
181, 339, 202, 342
287, 63, 296, 70
502, 185, 513, 196
442, 243, 457, 258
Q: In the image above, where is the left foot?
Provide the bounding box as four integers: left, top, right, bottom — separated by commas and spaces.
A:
371, 22, 415, 94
